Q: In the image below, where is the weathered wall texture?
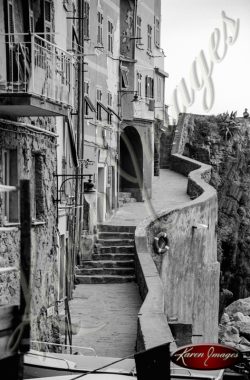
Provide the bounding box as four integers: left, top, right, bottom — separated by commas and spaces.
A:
150, 155, 219, 343
0, 118, 61, 348
135, 152, 220, 347
175, 113, 250, 301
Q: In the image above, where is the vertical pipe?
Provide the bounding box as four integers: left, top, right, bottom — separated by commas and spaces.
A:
20, 179, 31, 354
78, 0, 85, 257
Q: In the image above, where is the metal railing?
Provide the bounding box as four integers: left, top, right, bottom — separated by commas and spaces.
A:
0, 33, 76, 108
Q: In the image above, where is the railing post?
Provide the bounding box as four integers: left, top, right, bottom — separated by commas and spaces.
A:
30, 34, 35, 94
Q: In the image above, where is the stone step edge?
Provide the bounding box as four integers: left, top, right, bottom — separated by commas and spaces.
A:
76, 274, 136, 279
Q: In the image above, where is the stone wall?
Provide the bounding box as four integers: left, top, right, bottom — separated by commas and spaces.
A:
160, 125, 176, 169
0, 118, 61, 349
174, 113, 250, 301
135, 152, 220, 348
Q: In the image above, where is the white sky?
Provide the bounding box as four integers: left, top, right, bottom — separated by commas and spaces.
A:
161, 0, 250, 122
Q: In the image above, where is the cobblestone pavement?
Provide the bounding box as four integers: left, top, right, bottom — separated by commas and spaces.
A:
70, 282, 141, 358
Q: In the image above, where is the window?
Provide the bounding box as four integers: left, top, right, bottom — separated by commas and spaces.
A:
108, 20, 113, 54
157, 76, 162, 101
137, 72, 142, 97
107, 92, 112, 107
97, 89, 102, 120
6, 0, 15, 81
2, 149, 18, 223
44, 0, 52, 42
31, 154, 44, 221
145, 76, 154, 98
84, 80, 89, 95
84, 81, 89, 115
107, 92, 112, 124
97, 11, 103, 45
67, 1, 78, 51
120, 66, 129, 88
136, 16, 142, 42
155, 17, 160, 47
147, 24, 152, 52
84, 1, 90, 39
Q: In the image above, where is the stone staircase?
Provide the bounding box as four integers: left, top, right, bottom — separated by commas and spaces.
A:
118, 192, 137, 207
76, 224, 136, 284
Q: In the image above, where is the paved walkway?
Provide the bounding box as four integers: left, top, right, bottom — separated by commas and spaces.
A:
70, 283, 141, 358
70, 169, 189, 358
107, 169, 189, 225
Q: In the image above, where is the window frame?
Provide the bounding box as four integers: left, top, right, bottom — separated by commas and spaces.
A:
120, 66, 129, 89
137, 72, 142, 97
44, 0, 52, 42
96, 88, 103, 120
157, 75, 162, 101
2, 149, 19, 224
83, 1, 90, 39
136, 16, 142, 46
108, 19, 114, 54
31, 153, 45, 222
147, 24, 152, 52
154, 17, 160, 48
97, 11, 103, 46
107, 92, 112, 124
145, 76, 154, 99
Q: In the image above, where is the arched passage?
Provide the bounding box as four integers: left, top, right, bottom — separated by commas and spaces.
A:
119, 126, 143, 200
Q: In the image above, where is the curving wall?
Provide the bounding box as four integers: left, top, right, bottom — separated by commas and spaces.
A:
135, 118, 220, 351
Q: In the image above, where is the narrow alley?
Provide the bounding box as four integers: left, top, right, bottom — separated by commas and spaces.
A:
70, 169, 189, 358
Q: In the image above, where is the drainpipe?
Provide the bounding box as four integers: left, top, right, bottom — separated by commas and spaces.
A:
74, 0, 84, 266
79, 0, 85, 258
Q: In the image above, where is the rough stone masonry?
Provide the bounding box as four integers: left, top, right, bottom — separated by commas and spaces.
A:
0, 117, 61, 348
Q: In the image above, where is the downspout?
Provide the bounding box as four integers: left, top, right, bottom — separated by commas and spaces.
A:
79, 0, 85, 258
74, 0, 84, 265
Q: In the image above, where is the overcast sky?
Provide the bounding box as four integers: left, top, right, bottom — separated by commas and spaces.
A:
161, 0, 250, 122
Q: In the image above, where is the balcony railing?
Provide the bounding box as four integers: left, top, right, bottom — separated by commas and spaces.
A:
0, 33, 76, 109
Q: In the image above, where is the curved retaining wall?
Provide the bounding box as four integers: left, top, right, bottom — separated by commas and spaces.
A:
135, 153, 220, 351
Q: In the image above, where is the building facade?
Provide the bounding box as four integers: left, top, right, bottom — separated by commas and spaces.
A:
0, 0, 168, 347
0, 0, 81, 347
81, 0, 168, 259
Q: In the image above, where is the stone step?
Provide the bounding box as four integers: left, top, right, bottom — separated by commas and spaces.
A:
76, 275, 136, 284
98, 225, 136, 233
77, 267, 135, 276
81, 260, 135, 269
98, 232, 134, 240
97, 239, 134, 246
98, 245, 135, 254
119, 197, 137, 204
93, 253, 135, 261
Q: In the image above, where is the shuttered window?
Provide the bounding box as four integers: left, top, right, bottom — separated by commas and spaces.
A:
145, 76, 154, 98
84, 1, 90, 38
97, 11, 103, 45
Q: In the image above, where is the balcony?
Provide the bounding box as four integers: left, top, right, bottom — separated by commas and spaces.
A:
0, 34, 76, 117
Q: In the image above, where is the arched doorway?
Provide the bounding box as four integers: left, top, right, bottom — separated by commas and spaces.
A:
119, 126, 143, 201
